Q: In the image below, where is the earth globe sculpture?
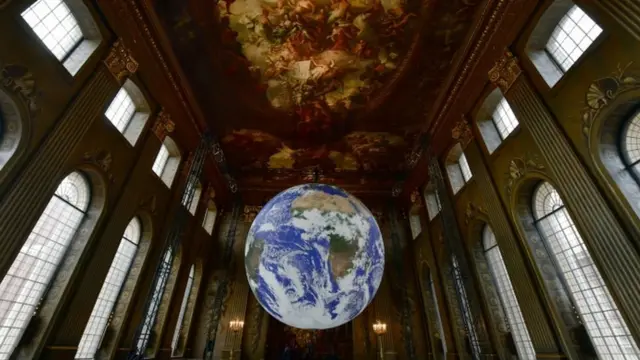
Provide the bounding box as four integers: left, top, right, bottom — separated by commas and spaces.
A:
245, 184, 385, 329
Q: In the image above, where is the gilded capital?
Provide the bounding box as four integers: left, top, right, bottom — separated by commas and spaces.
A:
452, 116, 473, 148
488, 51, 522, 92
152, 109, 175, 141
104, 39, 139, 83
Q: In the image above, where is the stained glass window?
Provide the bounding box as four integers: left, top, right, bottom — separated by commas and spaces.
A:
545, 5, 602, 73
482, 226, 536, 359
76, 217, 141, 359
21, 0, 83, 61
0, 172, 90, 360
171, 265, 195, 355
533, 182, 640, 359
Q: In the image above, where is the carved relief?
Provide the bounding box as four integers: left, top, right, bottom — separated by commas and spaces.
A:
505, 154, 545, 196
139, 195, 158, 215
488, 51, 522, 93
104, 39, 139, 83
83, 150, 114, 182
1, 62, 40, 117
451, 117, 473, 149
151, 109, 175, 141
581, 63, 640, 147
464, 202, 487, 224
243, 205, 262, 223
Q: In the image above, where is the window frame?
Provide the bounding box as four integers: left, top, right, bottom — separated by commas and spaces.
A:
171, 265, 195, 356
620, 110, 640, 184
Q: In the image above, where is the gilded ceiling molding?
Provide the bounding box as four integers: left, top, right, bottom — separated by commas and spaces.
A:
151, 109, 175, 141
103, 39, 139, 84
82, 149, 114, 182
488, 51, 522, 93
581, 63, 640, 147
451, 116, 473, 149
465, 202, 487, 225
243, 205, 262, 223
505, 154, 545, 197
1, 62, 40, 117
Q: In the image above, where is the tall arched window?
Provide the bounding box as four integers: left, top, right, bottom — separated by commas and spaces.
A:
136, 248, 173, 353
532, 182, 640, 358
202, 202, 217, 235
446, 144, 473, 194
482, 226, 536, 359
0, 172, 90, 359
171, 265, 195, 355
104, 81, 150, 146
21, 0, 102, 75
152, 137, 180, 188
75, 217, 141, 359
526, 1, 602, 87
476, 89, 519, 154
622, 111, 640, 182
451, 256, 481, 360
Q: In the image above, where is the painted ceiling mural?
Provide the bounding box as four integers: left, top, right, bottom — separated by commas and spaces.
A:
218, 0, 420, 138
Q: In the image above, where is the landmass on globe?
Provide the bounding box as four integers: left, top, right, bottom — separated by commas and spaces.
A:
245, 184, 384, 329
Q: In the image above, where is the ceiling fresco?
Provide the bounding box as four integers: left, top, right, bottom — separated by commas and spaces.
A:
153, 0, 483, 195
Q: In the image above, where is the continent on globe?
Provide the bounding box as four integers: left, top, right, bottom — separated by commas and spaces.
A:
245, 184, 385, 330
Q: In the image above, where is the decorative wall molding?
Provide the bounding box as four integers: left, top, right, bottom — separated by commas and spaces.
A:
139, 195, 158, 216
488, 50, 523, 93
83, 149, 114, 182
243, 206, 262, 223
451, 117, 473, 149
504, 154, 545, 196
581, 63, 639, 147
1, 62, 40, 117
464, 202, 487, 225
103, 39, 139, 84
151, 109, 175, 141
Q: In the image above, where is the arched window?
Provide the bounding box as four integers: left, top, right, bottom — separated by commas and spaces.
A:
476, 89, 519, 153
183, 182, 202, 215
622, 111, 640, 182
171, 265, 195, 355
104, 81, 150, 146
21, 0, 102, 75
532, 182, 640, 358
451, 256, 481, 360
75, 217, 141, 359
202, 202, 217, 235
526, 1, 602, 87
152, 137, 180, 188
482, 225, 536, 359
136, 247, 173, 353
424, 182, 442, 221
0, 89, 24, 175
0, 172, 90, 359
446, 144, 473, 194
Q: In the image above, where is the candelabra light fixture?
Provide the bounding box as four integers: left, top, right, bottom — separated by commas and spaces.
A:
373, 321, 387, 360
228, 319, 244, 360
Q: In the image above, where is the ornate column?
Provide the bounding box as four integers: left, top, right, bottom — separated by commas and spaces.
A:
0, 40, 134, 278
460, 126, 566, 356
489, 51, 640, 341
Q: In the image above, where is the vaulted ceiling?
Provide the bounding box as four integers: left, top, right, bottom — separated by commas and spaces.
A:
149, 0, 486, 202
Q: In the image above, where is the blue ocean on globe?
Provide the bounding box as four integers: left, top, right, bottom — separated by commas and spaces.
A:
245, 183, 384, 329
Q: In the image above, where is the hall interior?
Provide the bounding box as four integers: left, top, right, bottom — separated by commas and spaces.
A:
1, 0, 640, 359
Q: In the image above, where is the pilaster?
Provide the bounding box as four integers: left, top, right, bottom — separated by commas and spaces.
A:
490, 51, 640, 343
591, 1, 640, 41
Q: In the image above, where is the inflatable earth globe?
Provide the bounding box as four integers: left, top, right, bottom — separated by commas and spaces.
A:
245, 184, 384, 329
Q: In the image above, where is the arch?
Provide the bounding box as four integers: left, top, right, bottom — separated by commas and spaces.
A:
104, 79, 150, 146
475, 88, 519, 154
20, 0, 103, 75
0, 170, 107, 359
525, 0, 602, 87
0, 88, 29, 180
76, 216, 142, 359
152, 136, 181, 188
445, 143, 472, 194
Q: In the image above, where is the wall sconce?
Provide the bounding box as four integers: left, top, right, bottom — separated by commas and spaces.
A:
373, 321, 387, 360
228, 319, 244, 360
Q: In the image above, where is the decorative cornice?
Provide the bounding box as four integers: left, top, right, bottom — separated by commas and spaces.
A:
465, 202, 487, 225
103, 39, 139, 84
1, 62, 40, 117
505, 154, 545, 196
151, 109, 175, 141
581, 63, 639, 147
83, 150, 114, 182
488, 50, 522, 93
243, 205, 262, 223
452, 116, 473, 149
